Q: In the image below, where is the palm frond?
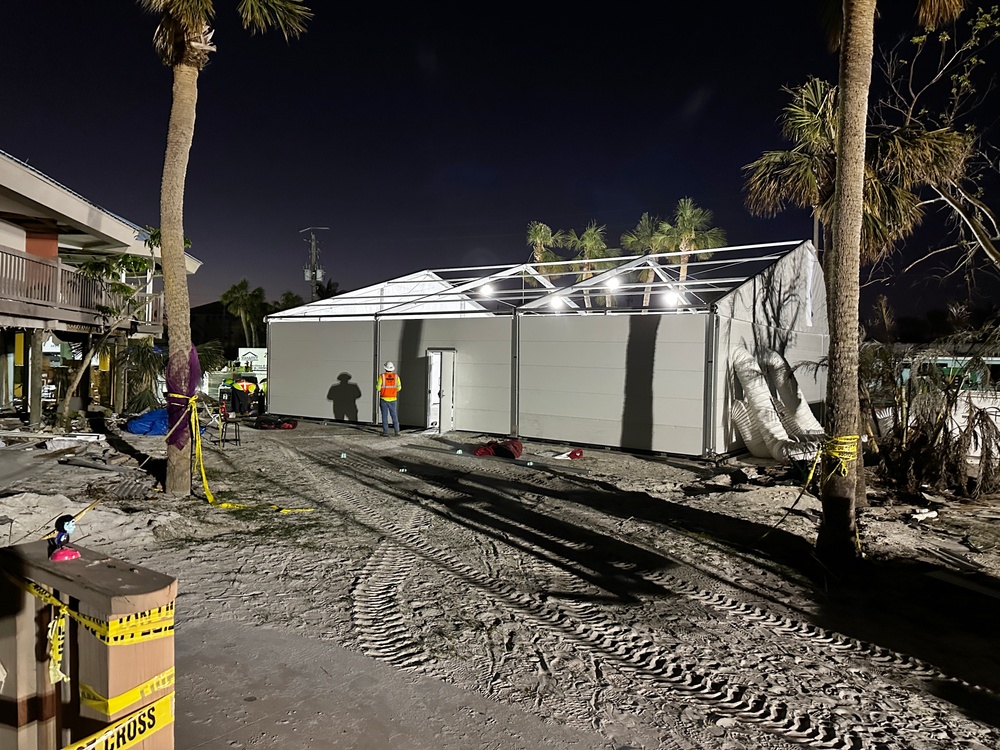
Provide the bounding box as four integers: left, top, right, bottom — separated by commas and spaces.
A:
780, 77, 838, 152
743, 150, 829, 217
874, 126, 972, 188
917, 0, 965, 29
237, 0, 312, 40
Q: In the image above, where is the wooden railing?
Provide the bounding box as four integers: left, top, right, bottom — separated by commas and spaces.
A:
0, 243, 163, 327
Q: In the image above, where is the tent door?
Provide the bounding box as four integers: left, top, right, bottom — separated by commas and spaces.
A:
426, 349, 456, 433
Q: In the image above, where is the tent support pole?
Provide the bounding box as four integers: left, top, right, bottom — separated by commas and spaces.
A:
702, 304, 719, 457
509, 310, 520, 437
372, 316, 381, 425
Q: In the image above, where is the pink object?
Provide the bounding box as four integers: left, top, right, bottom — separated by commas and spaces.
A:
50, 547, 81, 562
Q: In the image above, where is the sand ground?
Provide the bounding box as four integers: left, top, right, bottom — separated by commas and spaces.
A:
2, 418, 1000, 749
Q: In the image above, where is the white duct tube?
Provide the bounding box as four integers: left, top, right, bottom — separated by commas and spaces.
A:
731, 399, 771, 458
759, 349, 825, 436
731, 348, 820, 462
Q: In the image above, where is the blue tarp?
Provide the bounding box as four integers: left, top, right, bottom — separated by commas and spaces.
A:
125, 408, 169, 435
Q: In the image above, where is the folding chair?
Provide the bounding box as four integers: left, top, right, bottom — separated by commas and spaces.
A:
203, 404, 221, 430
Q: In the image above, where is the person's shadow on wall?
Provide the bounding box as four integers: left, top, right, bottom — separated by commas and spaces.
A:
327, 372, 361, 421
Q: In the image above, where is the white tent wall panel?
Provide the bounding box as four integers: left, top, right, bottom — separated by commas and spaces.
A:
648, 316, 706, 454
377, 316, 511, 434
518, 314, 706, 454
519, 341, 631, 370
709, 241, 829, 454
268, 319, 375, 420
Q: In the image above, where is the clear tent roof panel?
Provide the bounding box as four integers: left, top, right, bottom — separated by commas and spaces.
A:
267, 241, 808, 321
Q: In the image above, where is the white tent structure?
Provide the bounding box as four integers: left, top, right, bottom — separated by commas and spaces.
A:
266, 240, 829, 457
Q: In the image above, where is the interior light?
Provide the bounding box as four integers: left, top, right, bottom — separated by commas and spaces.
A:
549, 296, 564, 308
606, 277, 620, 289
663, 290, 683, 306
480, 284, 493, 297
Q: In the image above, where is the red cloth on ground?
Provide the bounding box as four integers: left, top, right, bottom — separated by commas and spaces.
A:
473, 440, 523, 459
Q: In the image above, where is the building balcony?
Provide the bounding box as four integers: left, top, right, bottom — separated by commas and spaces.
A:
0, 243, 164, 335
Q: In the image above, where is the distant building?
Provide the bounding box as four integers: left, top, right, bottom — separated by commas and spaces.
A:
0, 148, 200, 417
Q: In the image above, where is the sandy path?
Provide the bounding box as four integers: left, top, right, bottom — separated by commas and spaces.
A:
2, 421, 999, 749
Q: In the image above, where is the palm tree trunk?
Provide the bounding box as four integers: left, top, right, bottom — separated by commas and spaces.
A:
240, 312, 251, 348
59, 343, 97, 428
29, 331, 43, 430
161, 62, 199, 496
113, 331, 126, 414
817, 0, 875, 564
641, 264, 655, 310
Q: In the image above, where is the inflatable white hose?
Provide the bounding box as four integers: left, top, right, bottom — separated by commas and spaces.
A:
731, 348, 819, 462
730, 399, 771, 458
759, 349, 825, 436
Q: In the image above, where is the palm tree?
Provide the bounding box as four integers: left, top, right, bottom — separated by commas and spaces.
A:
315, 279, 341, 299
819, 0, 965, 563
525, 221, 566, 285
221, 279, 267, 347
658, 198, 726, 282
274, 291, 305, 311
621, 212, 665, 309
744, 78, 839, 251
744, 77, 974, 266
247, 285, 267, 346
564, 221, 613, 309
121, 338, 227, 413
137, 0, 311, 495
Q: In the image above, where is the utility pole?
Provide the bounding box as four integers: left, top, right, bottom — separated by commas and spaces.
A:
300, 226, 329, 301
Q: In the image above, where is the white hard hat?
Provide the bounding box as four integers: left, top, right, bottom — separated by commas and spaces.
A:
383, 361, 395, 372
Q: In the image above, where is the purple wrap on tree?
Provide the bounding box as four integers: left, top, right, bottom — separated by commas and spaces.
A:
165, 345, 202, 450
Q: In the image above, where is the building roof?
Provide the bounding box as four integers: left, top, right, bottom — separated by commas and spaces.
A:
268, 240, 812, 322
0, 148, 202, 274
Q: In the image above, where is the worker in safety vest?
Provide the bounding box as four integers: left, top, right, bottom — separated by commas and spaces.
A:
257, 378, 268, 414
376, 361, 401, 436
232, 376, 257, 416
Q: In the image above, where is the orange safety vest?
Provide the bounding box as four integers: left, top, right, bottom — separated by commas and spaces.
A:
378, 372, 400, 400
234, 380, 256, 394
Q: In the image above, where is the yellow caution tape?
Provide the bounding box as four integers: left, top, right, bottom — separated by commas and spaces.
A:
3, 573, 174, 654
62, 690, 174, 750
75, 603, 176, 645
167, 392, 245, 509
823, 434, 859, 482
1, 574, 71, 683
168, 392, 314, 513
80, 667, 175, 716
756, 434, 861, 544
47, 610, 69, 684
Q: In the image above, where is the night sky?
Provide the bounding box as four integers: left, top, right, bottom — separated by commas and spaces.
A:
2, 3, 997, 318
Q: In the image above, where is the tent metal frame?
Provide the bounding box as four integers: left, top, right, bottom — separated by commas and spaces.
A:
267, 240, 804, 322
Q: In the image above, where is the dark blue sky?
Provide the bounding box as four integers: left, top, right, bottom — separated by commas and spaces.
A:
2, 3, 997, 317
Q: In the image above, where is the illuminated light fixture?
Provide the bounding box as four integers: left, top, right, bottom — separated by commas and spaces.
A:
606, 277, 620, 289
662, 289, 684, 306
480, 284, 494, 297
549, 296, 564, 308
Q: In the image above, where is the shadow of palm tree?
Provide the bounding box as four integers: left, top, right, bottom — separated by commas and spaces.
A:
375, 453, 1000, 708
87, 413, 166, 490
